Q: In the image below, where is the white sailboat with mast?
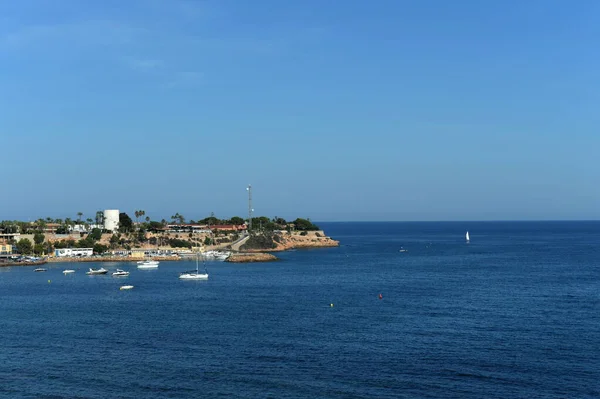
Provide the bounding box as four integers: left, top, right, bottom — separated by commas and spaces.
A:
179, 252, 209, 280
465, 231, 470, 243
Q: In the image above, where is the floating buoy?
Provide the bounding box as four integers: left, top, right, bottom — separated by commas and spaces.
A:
330, 303, 334, 307
48, 280, 51, 284
378, 293, 383, 300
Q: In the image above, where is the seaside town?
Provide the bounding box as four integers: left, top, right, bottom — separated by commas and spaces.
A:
0, 209, 339, 266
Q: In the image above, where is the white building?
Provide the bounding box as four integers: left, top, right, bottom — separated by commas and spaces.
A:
103, 209, 120, 232
55, 248, 94, 257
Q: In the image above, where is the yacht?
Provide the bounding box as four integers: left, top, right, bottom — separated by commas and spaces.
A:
86, 267, 108, 275
120, 285, 134, 290
63, 269, 75, 274
179, 254, 209, 280
112, 269, 130, 277
137, 260, 159, 269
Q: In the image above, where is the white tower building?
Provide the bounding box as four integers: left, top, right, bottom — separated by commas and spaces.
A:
103, 209, 120, 232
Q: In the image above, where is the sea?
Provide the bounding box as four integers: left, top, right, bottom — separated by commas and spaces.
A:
0, 221, 599, 399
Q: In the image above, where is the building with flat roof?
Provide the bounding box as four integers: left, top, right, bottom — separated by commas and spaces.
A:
55, 248, 93, 257
0, 244, 12, 255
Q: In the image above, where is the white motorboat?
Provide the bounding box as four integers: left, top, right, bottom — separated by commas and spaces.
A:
34, 268, 47, 272
120, 285, 134, 290
179, 254, 209, 280
137, 261, 159, 269
112, 269, 130, 277
137, 260, 159, 265
86, 267, 108, 275
63, 269, 75, 274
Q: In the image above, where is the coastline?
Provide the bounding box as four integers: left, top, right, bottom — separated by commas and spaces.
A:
46, 256, 182, 263
226, 253, 278, 263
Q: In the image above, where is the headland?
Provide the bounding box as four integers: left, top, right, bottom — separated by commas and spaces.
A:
1, 214, 339, 264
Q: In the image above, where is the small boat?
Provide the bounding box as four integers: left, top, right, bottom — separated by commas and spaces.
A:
63, 269, 75, 274
86, 267, 108, 275
34, 268, 47, 272
137, 259, 159, 265
466, 231, 470, 243
179, 254, 209, 280
120, 285, 134, 290
112, 269, 130, 277
137, 260, 159, 269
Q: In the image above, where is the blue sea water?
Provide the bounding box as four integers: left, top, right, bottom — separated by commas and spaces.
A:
1, 221, 599, 398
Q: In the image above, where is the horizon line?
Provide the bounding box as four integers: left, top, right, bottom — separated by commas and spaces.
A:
314, 219, 600, 223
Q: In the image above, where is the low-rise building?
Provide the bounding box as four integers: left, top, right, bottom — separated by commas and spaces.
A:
212, 224, 247, 232
0, 244, 12, 255
55, 248, 93, 257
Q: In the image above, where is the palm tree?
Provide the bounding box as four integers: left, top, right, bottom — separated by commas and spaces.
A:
77, 212, 83, 224
145, 216, 150, 223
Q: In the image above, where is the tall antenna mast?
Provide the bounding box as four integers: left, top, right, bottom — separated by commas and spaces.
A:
247, 184, 253, 231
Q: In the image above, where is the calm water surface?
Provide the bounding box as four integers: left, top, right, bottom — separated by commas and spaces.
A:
1, 221, 599, 398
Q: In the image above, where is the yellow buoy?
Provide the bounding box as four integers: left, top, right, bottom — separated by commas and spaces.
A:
330, 303, 334, 307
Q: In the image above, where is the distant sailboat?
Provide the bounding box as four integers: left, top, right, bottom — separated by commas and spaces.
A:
465, 231, 470, 243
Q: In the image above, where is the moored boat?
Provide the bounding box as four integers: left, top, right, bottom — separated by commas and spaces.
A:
179, 253, 209, 280
86, 267, 108, 275
112, 269, 130, 277
137, 260, 159, 269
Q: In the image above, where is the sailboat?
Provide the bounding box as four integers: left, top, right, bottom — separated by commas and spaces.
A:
179, 253, 209, 280
465, 231, 470, 243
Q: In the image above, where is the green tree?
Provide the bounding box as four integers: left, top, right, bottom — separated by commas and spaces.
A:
230, 216, 245, 225
77, 237, 94, 248
95, 211, 104, 225
109, 234, 119, 249
56, 225, 69, 234
119, 213, 133, 233
77, 212, 83, 223
93, 243, 108, 254
292, 218, 319, 231
171, 213, 185, 224
89, 228, 103, 241
33, 243, 46, 255
16, 238, 33, 255
33, 232, 45, 245
274, 217, 287, 226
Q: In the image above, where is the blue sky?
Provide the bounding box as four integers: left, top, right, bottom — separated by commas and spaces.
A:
1, 0, 598, 222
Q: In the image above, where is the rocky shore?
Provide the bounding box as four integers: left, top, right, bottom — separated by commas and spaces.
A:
271, 231, 339, 251
0, 259, 48, 267
240, 230, 340, 253
225, 253, 278, 263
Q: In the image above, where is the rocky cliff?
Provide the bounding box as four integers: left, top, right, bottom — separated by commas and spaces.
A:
240, 230, 339, 252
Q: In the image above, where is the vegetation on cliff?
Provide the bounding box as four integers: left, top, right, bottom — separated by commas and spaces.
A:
240, 232, 278, 250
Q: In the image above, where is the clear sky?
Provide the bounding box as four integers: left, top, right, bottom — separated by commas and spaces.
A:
1, 0, 598, 222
